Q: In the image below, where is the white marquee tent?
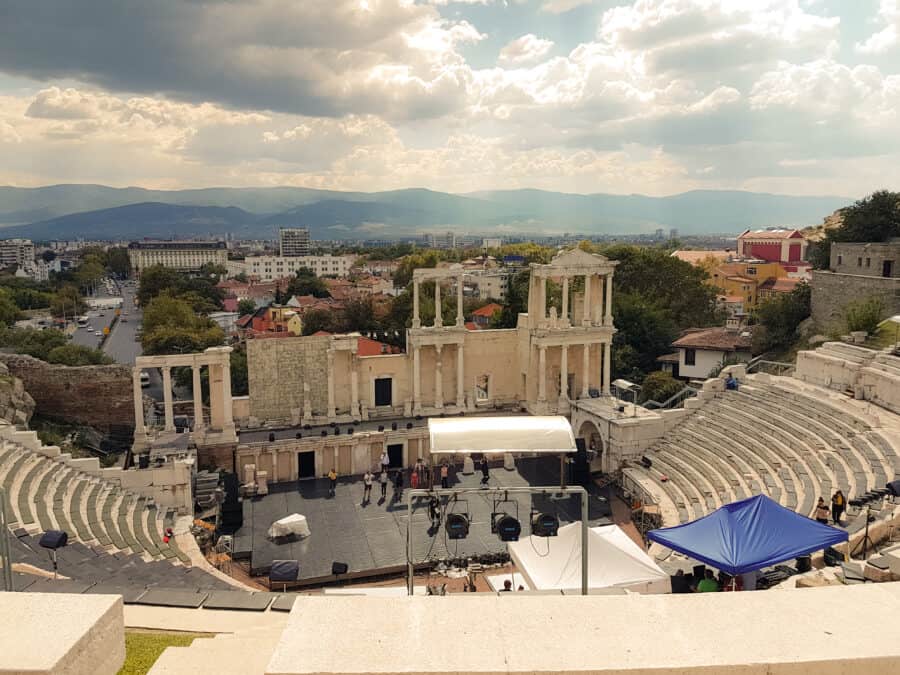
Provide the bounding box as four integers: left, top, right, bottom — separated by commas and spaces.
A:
508, 522, 670, 594
428, 416, 576, 455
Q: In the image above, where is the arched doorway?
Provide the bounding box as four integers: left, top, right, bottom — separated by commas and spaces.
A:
577, 420, 605, 473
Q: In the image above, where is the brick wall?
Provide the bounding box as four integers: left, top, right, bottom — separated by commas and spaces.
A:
0, 353, 134, 432
247, 335, 331, 423
811, 270, 900, 333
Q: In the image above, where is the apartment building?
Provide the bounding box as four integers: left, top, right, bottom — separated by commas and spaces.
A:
279, 227, 311, 257
127, 241, 227, 275
0, 238, 35, 268
245, 254, 356, 281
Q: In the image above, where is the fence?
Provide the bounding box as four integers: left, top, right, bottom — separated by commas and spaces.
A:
643, 385, 699, 410
747, 357, 795, 377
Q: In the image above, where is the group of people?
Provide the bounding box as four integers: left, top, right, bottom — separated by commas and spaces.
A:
675, 568, 757, 593
324, 456, 478, 504
814, 490, 846, 525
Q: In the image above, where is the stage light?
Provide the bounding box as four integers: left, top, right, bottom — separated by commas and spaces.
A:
268, 432, 276, 442
334, 427, 340, 435
496, 515, 521, 542
640, 456, 652, 469
321, 430, 328, 437
332, 561, 349, 575
531, 512, 559, 537
378, 425, 384, 432
406, 422, 413, 429
391, 422, 398, 431
445, 513, 469, 540
295, 432, 302, 439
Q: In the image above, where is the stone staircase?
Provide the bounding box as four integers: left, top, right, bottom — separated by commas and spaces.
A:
632, 377, 899, 530
149, 624, 283, 675
0, 427, 190, 565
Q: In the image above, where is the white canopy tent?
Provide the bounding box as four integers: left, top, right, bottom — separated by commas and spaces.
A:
508, 522, 670, 594
428, 416, 576, 455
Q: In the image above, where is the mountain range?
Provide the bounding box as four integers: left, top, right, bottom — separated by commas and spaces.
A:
0, 184, 850, 240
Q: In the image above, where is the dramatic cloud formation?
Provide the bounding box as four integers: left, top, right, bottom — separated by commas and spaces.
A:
0, 0, 897, 196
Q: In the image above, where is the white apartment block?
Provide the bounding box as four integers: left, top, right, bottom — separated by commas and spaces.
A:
127, 241, 228, 275
470, 271, 511, 301
246, 255, 356, 281
279, 227, 311, 257
427, 231, 457, 249
482, 237, 503, 249
0, 239, 35, 268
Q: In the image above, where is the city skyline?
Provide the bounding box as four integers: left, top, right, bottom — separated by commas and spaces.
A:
0, 1, 898, 197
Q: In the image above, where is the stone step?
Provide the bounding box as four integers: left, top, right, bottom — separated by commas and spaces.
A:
149, 631, 281, 675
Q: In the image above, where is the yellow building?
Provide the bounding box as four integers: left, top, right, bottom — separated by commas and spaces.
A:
710, 261, 788, 309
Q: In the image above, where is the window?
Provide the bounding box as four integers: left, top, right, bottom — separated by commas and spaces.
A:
858, 257, 863, 266
684, 349, 696, 366
837, 255, 843, 265
866, 258, 871, 267
746, 267, 757, 275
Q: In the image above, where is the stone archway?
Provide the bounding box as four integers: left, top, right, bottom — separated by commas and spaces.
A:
577, 420, 605, 473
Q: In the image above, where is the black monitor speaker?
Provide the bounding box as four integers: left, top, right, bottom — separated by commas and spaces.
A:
332, 561, 349, 575
269, 560, 300, 582
39, 530, 68, 549
641, 456, 653, 469
138, 454, 150, 469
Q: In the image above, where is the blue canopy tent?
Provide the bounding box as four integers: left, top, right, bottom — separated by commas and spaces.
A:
647, 494, 848, 575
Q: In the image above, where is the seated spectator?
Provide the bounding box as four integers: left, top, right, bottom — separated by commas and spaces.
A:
725, 373, 738, 390
696, 569, 719, 592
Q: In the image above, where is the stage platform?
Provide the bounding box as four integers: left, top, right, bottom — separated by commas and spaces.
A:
232, 457, 612, 583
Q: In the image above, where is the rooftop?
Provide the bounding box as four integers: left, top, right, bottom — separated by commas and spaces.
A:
739, 228, 802, 239
672, 327, 752, 351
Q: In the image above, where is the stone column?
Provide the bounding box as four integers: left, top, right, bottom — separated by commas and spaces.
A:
434, 344, 443, 409
434, 281, 442, 328
162, 366, 175, 432
540, 276, 547, 325
456, 274, 464, 327
222, 358, 234, 427
192, 365, 204, 431
270, 448, 279, 482
456, 343, 465, 408
603, 341, 612, 395
561, 276, 569, 324
326, 349, 336, 418
559, 344, 568, 402
412, 279, 421, 329
132, 369, 146, 435
209, 363, 224, 430
582, 273, 592, 326
350, 354, 360, 418
538, 346, 547, 402
581, 343, 590, 398
604, 272, 613, 326
413, 346, 422, 413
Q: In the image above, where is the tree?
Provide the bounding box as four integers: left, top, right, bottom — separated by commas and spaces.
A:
753, 282, 811, 353
41, 250, 57, 263
338, 297, 378, 333
844, 296, 885, 334
640, 371, 683, 404
50, 285, 87, 319
301, 308, 335, 335
137, 266, 182, 306
0, 289, 21, 326
232, 272, 248, 283
75, 260, 105, 294
237, 299, 257, 316
141, 293, 225, 355
611, 293, 678, 381
200, 262, 228, 278
0, 327, 68, 360
811, 191, 900, 270
493, 269, 529, 329
105, 247, 131, 278
285, 268, 329, 298
46, 344, 113, 366
229, 349, 248, 396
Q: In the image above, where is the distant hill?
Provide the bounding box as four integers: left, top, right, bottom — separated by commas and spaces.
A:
0, 202, 257, 240
0, 184, 852, 240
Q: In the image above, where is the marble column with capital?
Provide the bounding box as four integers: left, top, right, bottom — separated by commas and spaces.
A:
326, 349, 336, 418
561, 276, 569, 325
434, 344, 444, 409
132, 369, 146, 435
581, 343, 590, 398
412, 279, 421, 329
538, 346, 547, 402
192, 364, 204, 432
413, 346, 422, 414
456, 275, 464, 327
605, 272, 614, 326
162, 366, 175, 432
559, 344, 568, 403
456, 343, 465, 408
582, 273, 592, 326
603, 341, 612, 395
434, 282, 443, 328
350, 354, 360, 418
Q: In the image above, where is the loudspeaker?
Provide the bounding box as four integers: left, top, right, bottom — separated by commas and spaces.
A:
406, 423, 413, 429
391, 422, 398, 431
795, 555, 812, 573
39, 530, 68, 549
670, 574, 692, 594
269, 560, 300, 582
332, 561, 349, 575
138, 454, 150, 469
641, 456, 652, 469
268, 432, 275, 442
888, 480, 900, 497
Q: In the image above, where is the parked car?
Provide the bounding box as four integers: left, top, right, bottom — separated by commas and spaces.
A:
94, 331, 102, 337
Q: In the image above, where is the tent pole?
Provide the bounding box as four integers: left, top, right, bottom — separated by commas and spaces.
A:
581, 489, 588, 596
406, 489, 414, 596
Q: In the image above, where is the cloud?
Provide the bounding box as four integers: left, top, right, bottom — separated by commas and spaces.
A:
541, 0, 595, 13
857, 0, 900, 54
0, 0, 483, 121
498, 35, 555, 65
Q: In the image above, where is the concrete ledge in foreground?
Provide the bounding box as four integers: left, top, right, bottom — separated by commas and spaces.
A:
0, 593, 125, 675
266, 583, 900, 674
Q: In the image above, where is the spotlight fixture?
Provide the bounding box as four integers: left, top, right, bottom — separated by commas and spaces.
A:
495, 515, 521, 542
378, 425, 385, 432
531, 512, 559, 537
445, 513, 470, 540
406, 422, 413, 429
321, 430, 328, 437
391, 422, 398, 431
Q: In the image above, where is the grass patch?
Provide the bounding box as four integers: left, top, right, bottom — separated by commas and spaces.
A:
119, 629, 213, 675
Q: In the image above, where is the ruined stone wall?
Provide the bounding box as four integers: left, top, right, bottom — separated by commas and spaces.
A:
0, 353, 133, 431
811, 270, 900, 333
247, 336, 331, 423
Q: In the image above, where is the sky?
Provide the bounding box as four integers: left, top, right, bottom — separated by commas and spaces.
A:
0, 0, 898, 197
